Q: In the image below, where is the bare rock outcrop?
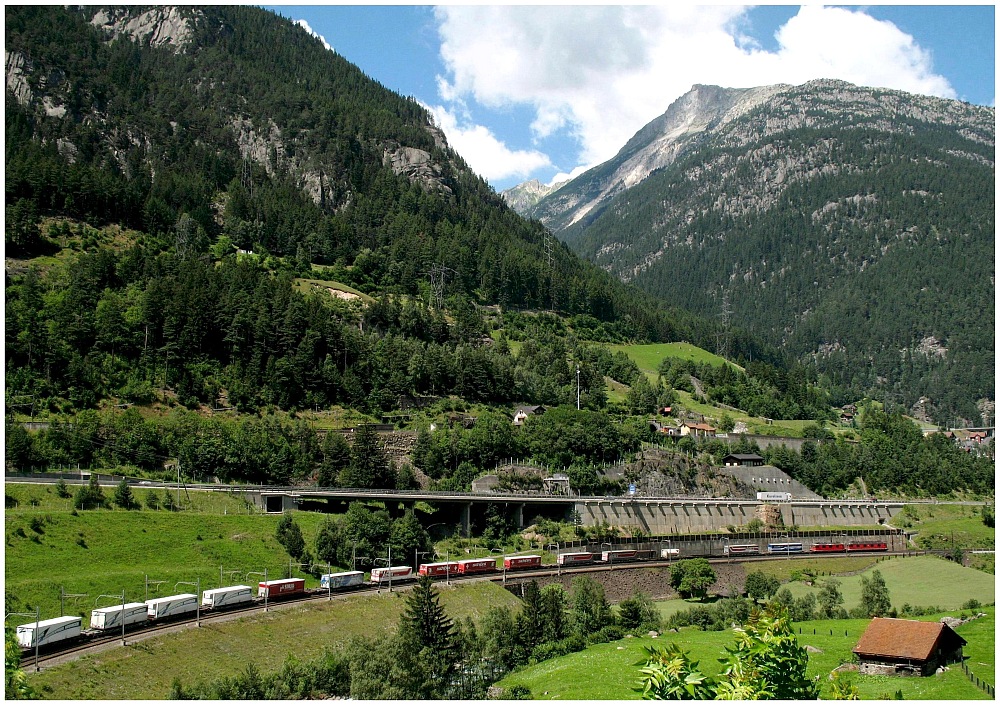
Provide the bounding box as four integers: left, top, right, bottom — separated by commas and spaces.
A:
90, 7, 194, 52
383, 144, 452, 195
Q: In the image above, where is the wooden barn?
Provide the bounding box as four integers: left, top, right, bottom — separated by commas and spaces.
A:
853, 618, 967, 676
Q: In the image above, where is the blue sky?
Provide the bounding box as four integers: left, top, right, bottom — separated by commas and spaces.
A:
267, 5, 995, 191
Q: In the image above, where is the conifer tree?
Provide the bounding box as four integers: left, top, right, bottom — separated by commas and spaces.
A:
275, 513, 305, 560
516, 580, 545, 652
317, 432, 351, 487
398, 575, 458, 698
114, 477, 137, 510
339, 424, 395, 489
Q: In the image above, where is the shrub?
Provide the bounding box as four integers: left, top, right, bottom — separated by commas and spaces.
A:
962, 598, 981, 610
618, 590, 660, 631
503, 685, 532, 700
688, 605, 717, 630
589, 625, 624, 644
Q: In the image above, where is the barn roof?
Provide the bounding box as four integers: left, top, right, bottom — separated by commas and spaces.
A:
853, 618, 966, 662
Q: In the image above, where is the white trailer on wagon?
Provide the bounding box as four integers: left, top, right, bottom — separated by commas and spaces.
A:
16, 615, 82, 648
145, 594, 198, 620
90, 603, 148, 630
201, 585, 254, 609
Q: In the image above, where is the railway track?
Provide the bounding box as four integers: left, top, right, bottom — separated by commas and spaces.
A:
23, 549, 912, 670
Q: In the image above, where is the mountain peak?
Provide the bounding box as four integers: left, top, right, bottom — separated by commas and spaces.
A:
500, 179, 557, 212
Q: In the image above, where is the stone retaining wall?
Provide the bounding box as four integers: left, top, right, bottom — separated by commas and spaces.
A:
575, 499, 901, 533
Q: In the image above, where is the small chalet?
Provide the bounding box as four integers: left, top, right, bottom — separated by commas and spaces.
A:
679, 422, 716, 438
513, 405, 545, 426
853, 618, 967, 677
721, 453, 764, 468
649, 419, 680, 436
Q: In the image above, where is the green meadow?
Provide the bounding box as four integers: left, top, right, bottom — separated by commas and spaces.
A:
497, 555, 994, 700
496, 608, 994, 700
780, 555, 995, 612
896, 503, 996, 550
608, 342, 735, 379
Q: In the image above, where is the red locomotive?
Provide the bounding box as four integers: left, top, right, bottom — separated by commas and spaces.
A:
846, 541, 888, 552
810, 543, 846, 553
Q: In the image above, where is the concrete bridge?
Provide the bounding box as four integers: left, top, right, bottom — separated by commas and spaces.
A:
255, 487, 903, 536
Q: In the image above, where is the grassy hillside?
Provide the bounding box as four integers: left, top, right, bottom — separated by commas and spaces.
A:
496, 608, 994, 700
4, 483, 332, 621
609, 342, 735, 378
895, 503, 996, 551
607, 342, 841, 437
26, 581, 521, 699
780, 555, 995, 612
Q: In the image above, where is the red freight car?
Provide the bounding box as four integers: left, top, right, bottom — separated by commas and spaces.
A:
600, 549, 639, 562
503, 555, 541, 570
257, 578, 305, 599
456, 558, 497, 575
418, 561, 460, 577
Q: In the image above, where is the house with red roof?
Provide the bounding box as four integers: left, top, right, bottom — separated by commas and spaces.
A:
853, 618, 967, 676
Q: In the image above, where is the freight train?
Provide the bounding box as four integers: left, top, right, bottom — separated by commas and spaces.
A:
16, 555, 547, 651
18, 537, 890, 653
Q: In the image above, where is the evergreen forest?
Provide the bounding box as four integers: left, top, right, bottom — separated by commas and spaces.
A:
4, 6, 994, 499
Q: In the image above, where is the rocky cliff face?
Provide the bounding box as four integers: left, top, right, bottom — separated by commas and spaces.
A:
8, 6, 459, 212
518, 83, 789, 231
89, 7, 195, 51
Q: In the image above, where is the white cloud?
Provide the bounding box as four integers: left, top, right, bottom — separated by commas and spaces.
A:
295, 19, 333, 52
433, 6, 957, 178
427, 105, 553, 183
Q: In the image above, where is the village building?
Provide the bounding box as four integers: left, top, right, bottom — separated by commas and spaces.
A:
721, 453, 765, 467
679, 421, 716, 438
512, 405, 545, 426
853, 618, 967, 677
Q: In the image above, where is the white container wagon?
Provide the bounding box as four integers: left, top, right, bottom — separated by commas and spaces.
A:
90, 603, 148, 631
145, 594, 198, 620
16, 615, 82, 648
202, 585, 254, 609
756, 491, 792, 502
320, 571, 364, 590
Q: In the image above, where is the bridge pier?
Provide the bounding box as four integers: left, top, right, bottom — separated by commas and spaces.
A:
461, 502, 471, 537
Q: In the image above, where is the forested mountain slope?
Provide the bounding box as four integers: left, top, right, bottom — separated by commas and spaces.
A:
5, 5, 748, 419
514, 81, 995, 426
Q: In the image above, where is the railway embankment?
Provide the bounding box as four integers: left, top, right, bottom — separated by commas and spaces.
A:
503, 562, 748, 603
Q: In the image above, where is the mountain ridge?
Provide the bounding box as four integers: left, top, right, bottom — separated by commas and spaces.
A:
508, 80, 994, 425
